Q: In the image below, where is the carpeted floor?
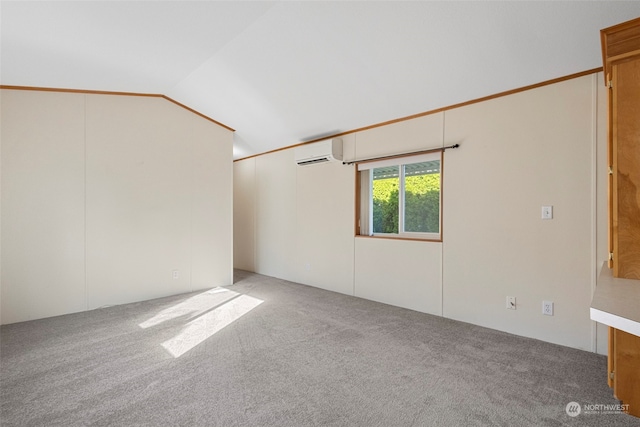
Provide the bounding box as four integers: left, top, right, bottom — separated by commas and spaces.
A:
1, 270, 637, 426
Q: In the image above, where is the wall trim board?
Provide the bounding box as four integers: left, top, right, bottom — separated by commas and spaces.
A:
160, 96, 234, 132
354, 235, 443, 243
234, 67, 603, 162
0, 84, 159, 98
0, 85, 235, 132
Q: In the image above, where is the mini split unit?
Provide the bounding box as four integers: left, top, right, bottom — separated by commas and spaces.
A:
294, 138, 343, 166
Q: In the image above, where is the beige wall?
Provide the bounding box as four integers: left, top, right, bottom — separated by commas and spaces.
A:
233, 136, 357, 296
1, 89, 233, 324
0, 91, 2, 324
1, 91, 86, 323
233, 157, 256, 272
294, 133, 356, 295
234, 72, 610, 353
254, 149, 297, 280
443, 74, 597, 350
354, 238, 443, 315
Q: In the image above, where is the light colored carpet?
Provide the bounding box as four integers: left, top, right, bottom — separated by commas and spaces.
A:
1, 270, 637, 426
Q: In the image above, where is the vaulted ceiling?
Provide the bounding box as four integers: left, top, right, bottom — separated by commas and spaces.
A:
3, 1, 640, 159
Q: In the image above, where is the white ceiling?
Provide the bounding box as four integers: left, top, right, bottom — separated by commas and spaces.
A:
3, 1, 640, 159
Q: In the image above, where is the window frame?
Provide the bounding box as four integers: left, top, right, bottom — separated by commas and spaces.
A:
356, 151, 443, 242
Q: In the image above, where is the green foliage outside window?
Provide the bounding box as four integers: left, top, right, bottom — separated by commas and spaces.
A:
404, 174, 440, 233
372, 176, 399, 233
372, 172, 440, 234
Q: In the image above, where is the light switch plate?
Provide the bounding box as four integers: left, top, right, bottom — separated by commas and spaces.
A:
542, 206, 553, 220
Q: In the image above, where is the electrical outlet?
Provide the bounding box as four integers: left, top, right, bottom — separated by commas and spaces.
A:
543, 300, 553, 316
506, 296, 516, 310
172, 270, 179, 279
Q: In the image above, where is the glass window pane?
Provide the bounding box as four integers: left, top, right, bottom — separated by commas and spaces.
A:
403, 160, 440, 233
372, 166, 399, 234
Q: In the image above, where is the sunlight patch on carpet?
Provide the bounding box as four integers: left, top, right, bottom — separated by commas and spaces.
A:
139, 287, 238, 329
161, 294, 263, 357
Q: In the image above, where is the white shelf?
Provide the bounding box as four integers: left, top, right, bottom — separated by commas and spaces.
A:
591, 262, 640, 337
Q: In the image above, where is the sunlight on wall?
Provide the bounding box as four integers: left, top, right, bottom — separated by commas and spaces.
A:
139, 287, 238, 329
161, 294, 263, 358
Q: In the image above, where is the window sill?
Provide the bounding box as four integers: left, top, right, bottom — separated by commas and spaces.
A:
355, 234, 442, 243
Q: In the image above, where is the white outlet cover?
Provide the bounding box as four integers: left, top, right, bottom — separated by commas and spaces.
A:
543, 300, 554, 316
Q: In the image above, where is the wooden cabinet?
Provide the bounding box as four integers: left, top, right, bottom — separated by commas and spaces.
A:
608, 327, 640, 417
601, 17, 640, 418
601, 17, 640, 279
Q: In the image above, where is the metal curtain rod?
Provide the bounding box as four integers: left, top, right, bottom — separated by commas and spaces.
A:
343, 143, 460, 165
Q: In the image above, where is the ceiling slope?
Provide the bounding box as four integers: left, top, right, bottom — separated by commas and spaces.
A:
2, 1, 640, 159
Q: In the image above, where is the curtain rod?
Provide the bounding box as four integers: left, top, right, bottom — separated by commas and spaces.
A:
343, 143, 460, 165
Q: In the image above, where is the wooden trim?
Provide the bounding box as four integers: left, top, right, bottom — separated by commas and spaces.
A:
602, 29, 610, 86
608, 73, 614, 270
608, 49, 640, 66
608, 326, 615, 388
354, 235, 442, 243
0, 84, 160, 98
162, 96, 235, 131
235, 140, 313, 162
235, 67, 602, 162
0, 85, 234, 131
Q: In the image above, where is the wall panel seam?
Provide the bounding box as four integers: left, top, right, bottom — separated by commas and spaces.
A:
441, 111, 445, 317
83, 94, 88, 312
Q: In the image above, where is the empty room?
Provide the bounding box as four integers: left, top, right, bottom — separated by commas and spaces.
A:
2, 1, 640, 426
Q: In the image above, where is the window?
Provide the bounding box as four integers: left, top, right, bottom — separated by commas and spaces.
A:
357, 152, 441, 241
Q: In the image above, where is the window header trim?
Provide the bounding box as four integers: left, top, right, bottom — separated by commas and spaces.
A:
345, 143, 459, 167
357, 152, 441, 171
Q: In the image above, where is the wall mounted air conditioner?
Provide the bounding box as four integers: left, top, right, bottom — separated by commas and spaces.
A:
295, 138, 343, 166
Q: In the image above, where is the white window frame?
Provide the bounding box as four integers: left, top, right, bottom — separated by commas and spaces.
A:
358, 151, 442, 241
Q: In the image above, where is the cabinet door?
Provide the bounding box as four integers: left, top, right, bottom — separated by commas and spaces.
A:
612, 58, 640, 279
613, 328, 640, 416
